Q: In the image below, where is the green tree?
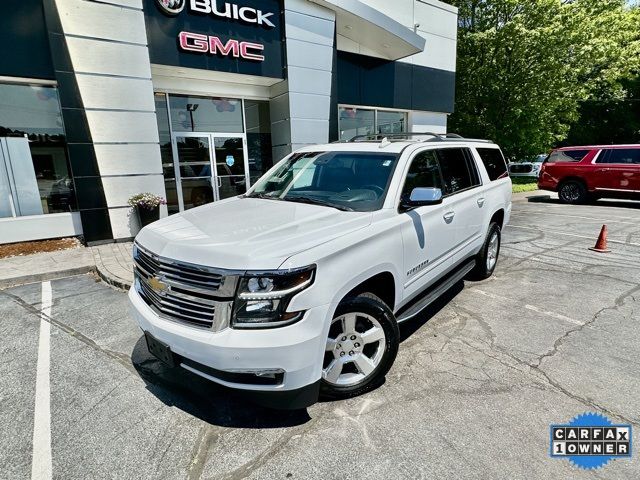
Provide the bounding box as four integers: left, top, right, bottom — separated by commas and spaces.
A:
563, 75, 640, 145
449, 0, 640, 160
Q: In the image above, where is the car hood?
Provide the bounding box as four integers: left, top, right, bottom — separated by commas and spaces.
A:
135, 197, 372, 270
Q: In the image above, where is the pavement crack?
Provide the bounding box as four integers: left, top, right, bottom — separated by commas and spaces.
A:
211, 415, 323, 480
530, 307, 603, 370
534, 367, 639, 427
78, 380, 124, 422
0, 289, 136, 374
531, 283, 640, 369
187, 425, 219, 480
502, 238, 579, 269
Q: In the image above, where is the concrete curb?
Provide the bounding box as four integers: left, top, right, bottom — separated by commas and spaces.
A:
0, 266, 96, 290
90, 242, 134, 291
95, 264, 132, 291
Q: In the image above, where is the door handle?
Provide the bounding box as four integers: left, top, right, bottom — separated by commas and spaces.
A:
443, 211, 455, 223
599, 168, 610, 172
477, 197, 485, 207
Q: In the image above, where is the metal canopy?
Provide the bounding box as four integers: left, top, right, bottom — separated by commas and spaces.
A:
309, 0, 426, 60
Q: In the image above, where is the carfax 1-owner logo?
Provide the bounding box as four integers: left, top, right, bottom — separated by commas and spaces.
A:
550, 412, 632, 470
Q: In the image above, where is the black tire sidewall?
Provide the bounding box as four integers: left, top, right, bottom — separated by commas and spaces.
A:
471, 222, 501, 279
320, 296, 399, 399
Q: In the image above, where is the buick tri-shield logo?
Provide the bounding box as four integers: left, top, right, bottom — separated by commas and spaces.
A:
156, 0, 185, 15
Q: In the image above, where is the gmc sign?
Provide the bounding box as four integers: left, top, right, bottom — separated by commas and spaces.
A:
179, 31, 265, 61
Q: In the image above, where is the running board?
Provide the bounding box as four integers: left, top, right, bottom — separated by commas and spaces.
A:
396, 259, 476, 323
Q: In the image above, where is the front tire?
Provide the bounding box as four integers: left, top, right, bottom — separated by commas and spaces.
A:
558, 180, 587, 204
320, 294, 399, 400
469, 222, 501, 280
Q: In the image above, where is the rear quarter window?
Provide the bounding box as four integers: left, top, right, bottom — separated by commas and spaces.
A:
549, 150, 590, 162
476, 148, 508, 181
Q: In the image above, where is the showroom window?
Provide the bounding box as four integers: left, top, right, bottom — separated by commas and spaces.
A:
0, 82, 76, 219
338, 106, 408, 141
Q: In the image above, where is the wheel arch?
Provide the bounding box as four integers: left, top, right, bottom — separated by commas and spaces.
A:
340, 271, 396, 312
490, 209, 505, 229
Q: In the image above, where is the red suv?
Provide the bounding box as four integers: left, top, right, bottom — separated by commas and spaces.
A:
538, 145, 640, 204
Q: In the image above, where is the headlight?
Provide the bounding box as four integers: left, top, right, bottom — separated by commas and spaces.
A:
232, 265, 315, 329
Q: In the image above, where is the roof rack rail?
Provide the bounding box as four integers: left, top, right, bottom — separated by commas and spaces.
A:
347, 132, 492, 144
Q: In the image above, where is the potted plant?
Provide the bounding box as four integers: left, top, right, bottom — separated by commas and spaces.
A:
128, 193, 166, 228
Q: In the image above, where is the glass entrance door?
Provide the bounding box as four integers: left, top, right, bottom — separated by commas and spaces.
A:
171, 133, 249, 211
173, 135, 214, 211
213, 136, 249, 200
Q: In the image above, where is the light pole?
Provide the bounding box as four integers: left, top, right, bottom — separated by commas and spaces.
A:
186, 103, 199, 132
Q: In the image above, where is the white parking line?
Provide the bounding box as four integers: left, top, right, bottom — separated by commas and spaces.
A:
471, 288, 584, 326
506, 224, 640, 247
31, 281, 52, 480
510, 211, 640, 226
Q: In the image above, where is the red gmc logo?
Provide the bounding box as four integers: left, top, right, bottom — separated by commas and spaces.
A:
179, 31, 265, 61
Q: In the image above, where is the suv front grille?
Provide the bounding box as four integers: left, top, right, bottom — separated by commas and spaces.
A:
133, 244, 236, 330
509, 164, 533, 174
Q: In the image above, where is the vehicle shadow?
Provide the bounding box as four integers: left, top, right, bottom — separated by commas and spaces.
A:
131, 280, 466, 421
398, 280, 464, 342
131, 337, 312, 428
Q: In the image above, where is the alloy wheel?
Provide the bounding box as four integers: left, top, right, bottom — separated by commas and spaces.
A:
322, 312, 386, 386
560, 183, 581, 203
486, 231, 499, 271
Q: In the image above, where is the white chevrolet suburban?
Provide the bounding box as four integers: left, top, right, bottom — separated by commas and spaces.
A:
129, 133, 512, 409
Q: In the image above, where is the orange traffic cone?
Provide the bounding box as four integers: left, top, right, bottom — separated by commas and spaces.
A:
589, 225, 611, 253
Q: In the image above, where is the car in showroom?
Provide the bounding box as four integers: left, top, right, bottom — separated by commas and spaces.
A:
508, 154, 546, 178
538, 145, 640, 204
129, 133, 512, 409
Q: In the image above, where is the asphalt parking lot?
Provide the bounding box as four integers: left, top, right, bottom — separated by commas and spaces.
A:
2, 195, 639, 480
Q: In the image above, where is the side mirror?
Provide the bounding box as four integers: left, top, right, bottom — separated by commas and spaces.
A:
401, 187, 443, 211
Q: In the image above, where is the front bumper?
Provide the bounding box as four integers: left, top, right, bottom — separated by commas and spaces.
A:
129, 286, 330, 407
509, 172, 540, 178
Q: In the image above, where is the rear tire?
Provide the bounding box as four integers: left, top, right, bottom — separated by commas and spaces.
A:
558, 180, 587, 204
320, 294, 399, 400
469, 222, 501, 280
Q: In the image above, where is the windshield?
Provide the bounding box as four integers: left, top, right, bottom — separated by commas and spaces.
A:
246, 151, 399, 212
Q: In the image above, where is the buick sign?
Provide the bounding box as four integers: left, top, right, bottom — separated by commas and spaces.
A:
157, 0, 276, 29
157, 0, 186, 15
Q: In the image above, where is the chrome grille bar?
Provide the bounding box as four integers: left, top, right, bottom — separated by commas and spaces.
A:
136, 245, 222, 290
133, 243, 238, 330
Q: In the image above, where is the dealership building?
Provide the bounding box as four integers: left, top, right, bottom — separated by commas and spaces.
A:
0, 0, 458, 244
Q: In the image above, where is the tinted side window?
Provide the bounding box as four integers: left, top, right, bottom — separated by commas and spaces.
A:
597, 149, 640, 164
401, 150, 443, 201
549, 150, 590, 162
437, 148, 475, 195
476, 148, 508, 181
465, 149, 482, 186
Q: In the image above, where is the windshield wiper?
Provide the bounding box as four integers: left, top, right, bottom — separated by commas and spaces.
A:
284, 196, 354, 211
246, 192, 281, 200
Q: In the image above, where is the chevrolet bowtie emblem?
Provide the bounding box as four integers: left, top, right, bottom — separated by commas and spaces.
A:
148, 276, 169, 294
